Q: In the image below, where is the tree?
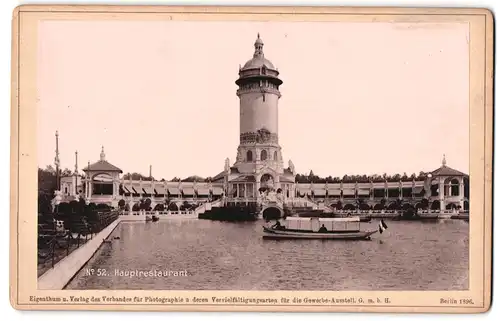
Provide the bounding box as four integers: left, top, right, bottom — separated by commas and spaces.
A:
38, 167, 57, 196
140, 198, 152, 211
123, 172, 154, 181
154, 204, 165, 211
118, 199, 126, 209
181, 175, 206, 182
61, 168, 73, 176
168, 202, 179, 211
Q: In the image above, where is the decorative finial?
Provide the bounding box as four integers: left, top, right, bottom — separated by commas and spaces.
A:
442, 154, 447, 166
100, 146, 106, 161
54, 130, 60, 168
74, 151, 78, 174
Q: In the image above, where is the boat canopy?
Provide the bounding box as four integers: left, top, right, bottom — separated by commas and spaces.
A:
319, 217, 360, 222
285, 217, 311, 221
282, 216, 360, 232
285, 216, 360, 222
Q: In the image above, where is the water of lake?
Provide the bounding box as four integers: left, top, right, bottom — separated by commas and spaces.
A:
66, 219, 469, 291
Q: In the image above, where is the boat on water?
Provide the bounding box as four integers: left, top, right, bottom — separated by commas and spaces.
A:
262, 216, 387, 240
296, 212, 372, 222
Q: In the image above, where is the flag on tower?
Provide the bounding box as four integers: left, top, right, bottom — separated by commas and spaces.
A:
379, 220, 388, 234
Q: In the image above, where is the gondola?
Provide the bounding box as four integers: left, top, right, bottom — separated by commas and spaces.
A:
262, 216, 387, 241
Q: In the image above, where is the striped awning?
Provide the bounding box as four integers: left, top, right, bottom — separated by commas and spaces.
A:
131, 186, 142, 194
122, 186, 131, 193
142, 186, 154, 194
313, 189, 326, 196
413, 186, 424, 193
328, 189, 341, 196
342, 189, 355, 195
168, 187, 180, 195
196, 188, 210, 195
358, 189, 370, 195
212, 187, 223, 195
182, 187, 195, 196
154, 186, 167, 195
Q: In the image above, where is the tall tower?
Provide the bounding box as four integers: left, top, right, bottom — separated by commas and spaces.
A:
234, 34, 284, 184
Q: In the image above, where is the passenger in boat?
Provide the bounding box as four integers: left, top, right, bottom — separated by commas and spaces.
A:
318, 224, 328, 233
271, 221, 285, 230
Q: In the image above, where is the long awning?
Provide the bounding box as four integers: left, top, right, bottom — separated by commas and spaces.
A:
168, 187, 180, 195
312, 189, 326, 196
154, 186, 167, 195
131, 186, 141, 194
182, 187, 195, 196
413, 186, 424, 193
212, 187, 223, 195
142, 186, 154, 194
358, 189, 370, 196
122, 186, 131, 193
328, 189, 341, 196
342, 189, 355, 195
229, 175, 256, 182
196, 188, 210, 196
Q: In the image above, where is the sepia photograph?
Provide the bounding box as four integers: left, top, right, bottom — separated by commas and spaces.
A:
11, 5, 492, 312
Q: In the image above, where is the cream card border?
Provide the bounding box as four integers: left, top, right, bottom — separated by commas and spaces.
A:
10, 5, 493, 313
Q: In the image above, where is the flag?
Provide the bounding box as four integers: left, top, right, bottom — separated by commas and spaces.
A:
378, 220, 388, 234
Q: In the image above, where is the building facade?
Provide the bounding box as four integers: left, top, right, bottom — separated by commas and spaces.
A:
56, 34, 469, 212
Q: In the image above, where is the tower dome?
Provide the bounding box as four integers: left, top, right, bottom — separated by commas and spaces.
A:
240, 33, 276, 71
236, 33, 282, 87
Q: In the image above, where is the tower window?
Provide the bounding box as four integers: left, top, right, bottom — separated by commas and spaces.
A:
274, 151, 278, 160
261, 150, 268, 161
246, 150, 253, 162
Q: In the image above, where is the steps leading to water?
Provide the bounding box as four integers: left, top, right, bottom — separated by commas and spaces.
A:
198, 205, 258, 222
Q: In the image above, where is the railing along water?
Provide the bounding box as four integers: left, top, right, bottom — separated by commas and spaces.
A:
38, 209, 120, 276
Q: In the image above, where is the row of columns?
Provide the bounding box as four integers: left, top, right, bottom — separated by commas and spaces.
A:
230, 182, 295, 199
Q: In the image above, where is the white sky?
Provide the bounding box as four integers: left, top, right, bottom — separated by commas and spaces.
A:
37, 20, 469, 179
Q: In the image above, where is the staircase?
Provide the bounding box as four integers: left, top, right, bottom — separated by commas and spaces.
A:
285, 197, 334, 217
194, 199, 222, 216
198, 200, 258, 222
286, 206, 325, 217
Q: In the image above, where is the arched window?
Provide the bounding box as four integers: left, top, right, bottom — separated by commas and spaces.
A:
273, 151, 278, 160
260, 150, 268, 161
246, 150, 253, 162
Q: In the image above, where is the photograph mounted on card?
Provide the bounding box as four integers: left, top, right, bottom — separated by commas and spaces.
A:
10, 5, 493, 312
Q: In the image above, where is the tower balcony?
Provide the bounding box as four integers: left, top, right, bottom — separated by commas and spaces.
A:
236, 86, 281, 97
